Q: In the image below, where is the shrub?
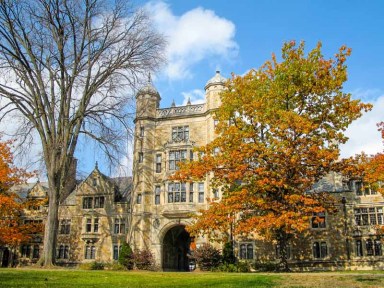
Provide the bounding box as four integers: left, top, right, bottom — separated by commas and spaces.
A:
222, 241, 236, 265
104, 262, 126, 271
118, 242, 134, 270
252, 261, 278, 272
191, 243, 221, 271
90, 262, 105, 270
236, 261, 250, 272
215, 263, 238, 272
215, 262, 250, 273
134, 248, 155, 270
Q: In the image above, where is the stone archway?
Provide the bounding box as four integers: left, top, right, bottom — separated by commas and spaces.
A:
162, 225, 191, 271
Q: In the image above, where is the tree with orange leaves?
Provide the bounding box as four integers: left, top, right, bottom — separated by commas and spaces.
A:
0, 139, 38, 248
173, 41, 371, 271
341, 123, 384, 196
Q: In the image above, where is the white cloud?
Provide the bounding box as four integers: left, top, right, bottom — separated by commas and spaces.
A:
145, 1, 238, 80
340, 90, 384, 158
180, 89, 205, 105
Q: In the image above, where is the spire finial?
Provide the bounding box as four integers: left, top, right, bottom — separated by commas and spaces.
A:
171, 99, 176, 107
95, 161, 98, 169
187, 97, 191, 105
148, 72, 152, 83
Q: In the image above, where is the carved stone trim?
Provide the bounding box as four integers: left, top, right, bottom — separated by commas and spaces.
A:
157, 104, 205, 118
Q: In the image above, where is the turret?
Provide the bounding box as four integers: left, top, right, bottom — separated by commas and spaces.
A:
136, 75, 161, 120
204, 71, 226, 111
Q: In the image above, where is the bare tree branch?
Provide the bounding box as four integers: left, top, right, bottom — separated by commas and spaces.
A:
0, 0, 165, 266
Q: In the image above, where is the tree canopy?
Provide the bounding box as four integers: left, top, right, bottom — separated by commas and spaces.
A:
0, 139, 41, 247
173, 41, 371, 270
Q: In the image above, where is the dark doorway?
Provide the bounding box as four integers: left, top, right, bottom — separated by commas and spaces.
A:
1, 248, 10, 267
162, 225, 191, 271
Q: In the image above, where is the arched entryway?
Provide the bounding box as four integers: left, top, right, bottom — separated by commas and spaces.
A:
162, 225, 191, 271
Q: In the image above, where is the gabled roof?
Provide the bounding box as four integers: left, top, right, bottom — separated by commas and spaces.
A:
61, 165, 132, 204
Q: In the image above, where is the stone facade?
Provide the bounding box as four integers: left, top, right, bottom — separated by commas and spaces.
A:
2, 167, 131, 267
131, 71, 384, 271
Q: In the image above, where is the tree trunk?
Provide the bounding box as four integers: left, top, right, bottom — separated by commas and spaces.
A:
277, 229, 290, 272
41, 180, 60, 267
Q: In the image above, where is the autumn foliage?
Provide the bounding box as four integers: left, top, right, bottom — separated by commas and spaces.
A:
173, 41, 371, 270
0, 139, 40, 247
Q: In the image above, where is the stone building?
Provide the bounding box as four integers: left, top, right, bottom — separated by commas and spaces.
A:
1, 71, 384, 270
130, 71, 384, 271
2, 165, 131, 267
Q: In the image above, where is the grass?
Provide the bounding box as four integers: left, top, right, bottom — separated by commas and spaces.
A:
0, 269, 384, 288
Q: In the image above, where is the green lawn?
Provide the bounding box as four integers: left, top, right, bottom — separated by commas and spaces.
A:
0, 269, 277, 288
1, 269, 384, 288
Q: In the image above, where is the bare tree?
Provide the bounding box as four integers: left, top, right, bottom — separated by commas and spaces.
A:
0, 0, 165, 266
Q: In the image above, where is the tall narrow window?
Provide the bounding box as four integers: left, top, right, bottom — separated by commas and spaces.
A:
374, 239, 382, 256
246, 244, 254, 260
366, 239, 374, 256
137, 194, 142, 204
138, 152, 143, 163
140, 126, 144, 137
94, 196, 105, 208
94, 218, 99, 233
155, 186, 161, 205
355, 181, 363, 195
190, 150, 194, 161
33, 245, 39, 259
239, 244, 246, 259
113, 245, 119, 260
189, 183, 194, 203
156, 154, 162, 173
213, 188, 219, 199
58, 245, 64, 259
198, 183, 204, 203
86, 218, 92, 233
356, 240, 363, 256
85, 246, 91, 259
91, 246, 96, 259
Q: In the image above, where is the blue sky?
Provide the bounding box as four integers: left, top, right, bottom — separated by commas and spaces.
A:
138, 0, 384, 158
28, 0, 384, 177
